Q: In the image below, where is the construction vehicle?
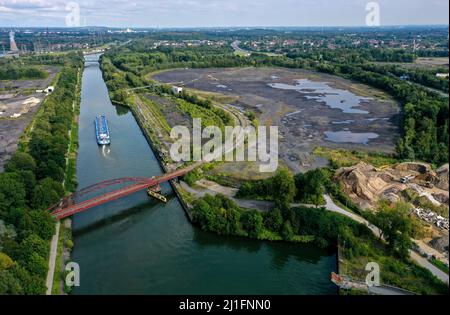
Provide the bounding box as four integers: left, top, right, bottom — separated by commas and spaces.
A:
400, 175, 415, 184
375, 165, 391, 172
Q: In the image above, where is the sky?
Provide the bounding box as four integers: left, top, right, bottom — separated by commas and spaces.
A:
0, 0, 448, 28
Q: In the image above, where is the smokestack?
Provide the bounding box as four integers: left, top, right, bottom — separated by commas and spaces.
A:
9, 31, 19, 52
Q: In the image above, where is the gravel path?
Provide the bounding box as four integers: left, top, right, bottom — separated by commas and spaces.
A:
45, 221, 60, 295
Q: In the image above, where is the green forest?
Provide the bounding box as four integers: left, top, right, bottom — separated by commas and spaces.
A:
0, 65, 48, 80
0, 53, 82, 294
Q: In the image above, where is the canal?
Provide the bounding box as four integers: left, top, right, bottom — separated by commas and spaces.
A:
71, 54, 337, 295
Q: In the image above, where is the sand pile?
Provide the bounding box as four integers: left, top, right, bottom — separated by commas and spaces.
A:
335, 162, 449, 209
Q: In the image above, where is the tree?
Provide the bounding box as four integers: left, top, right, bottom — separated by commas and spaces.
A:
0, 252, 14, 270
191, 194, 243, 235
236, 168, 296, 208
9, 170, 36, 201
36, 160, 65, 182
373, 202, 414, 259
295, 169, 326, 206
2, 208, 25, 231
22, 252, 47, 278
0, 270, 23, 294
19, 211, 55, 241
191, 199, 215, 231
264, 208, 283, 231
271, 168, 296, 209
31, 178, 64, 210
4, 152, 36, 173
240, 210, 263, 239
10, 264, 46, 295
0, 220, 17, 241
224, 207, 241, 235
281, 220, 294, 241
15, 234, 49, 264
28, 135, 52, 166
0, 173, 26, 218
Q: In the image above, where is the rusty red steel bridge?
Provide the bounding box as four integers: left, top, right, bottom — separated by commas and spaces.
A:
49, 166, 195, 220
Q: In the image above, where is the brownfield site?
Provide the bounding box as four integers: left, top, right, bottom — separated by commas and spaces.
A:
153, 67, 400, 173
0, 66, 59, 170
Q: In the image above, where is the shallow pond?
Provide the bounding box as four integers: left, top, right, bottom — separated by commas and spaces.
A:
324, 130, 379, 145
269, 79, 372, 114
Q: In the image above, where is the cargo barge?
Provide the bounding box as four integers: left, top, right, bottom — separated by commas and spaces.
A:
94, 115, 111, 145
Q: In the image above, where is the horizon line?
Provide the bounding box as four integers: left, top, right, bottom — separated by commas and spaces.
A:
0, 24, 449, 30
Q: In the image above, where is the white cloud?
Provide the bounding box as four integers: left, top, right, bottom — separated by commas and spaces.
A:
0, 0, 61, 10
0, 0, 448, 27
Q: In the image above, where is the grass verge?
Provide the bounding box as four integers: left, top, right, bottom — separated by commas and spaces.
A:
314, 147, 399, 168
430, 258, 449, 275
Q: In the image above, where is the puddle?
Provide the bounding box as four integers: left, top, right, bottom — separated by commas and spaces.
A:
268, 79, 372, 114
227, 104, 245, 113
331, 120, 355, 125
365, 117, 389, 122
285, 109, 304, 117
324, 130, 379, 145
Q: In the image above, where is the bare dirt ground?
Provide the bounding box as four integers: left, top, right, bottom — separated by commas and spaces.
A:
0, 66, 59, 171
153, 67, 400, 173
0, 115, 35, 170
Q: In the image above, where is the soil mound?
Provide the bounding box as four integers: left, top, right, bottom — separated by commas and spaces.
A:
429, 236, 449, 254
335, 162, 387, 206
435, 164, 449, 191
335, 162, 449, 209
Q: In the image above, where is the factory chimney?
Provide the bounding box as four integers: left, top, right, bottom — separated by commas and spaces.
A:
9, 31, 19, 52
